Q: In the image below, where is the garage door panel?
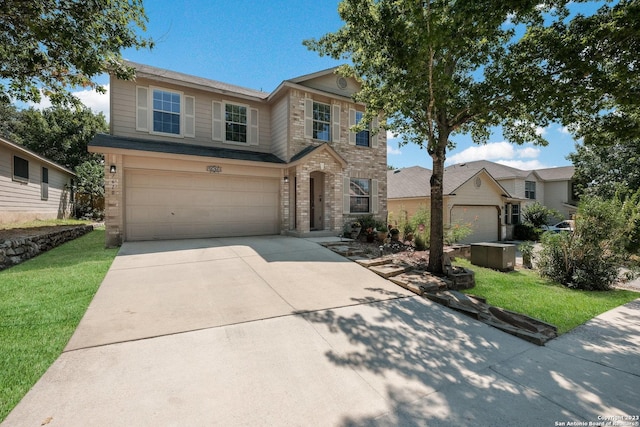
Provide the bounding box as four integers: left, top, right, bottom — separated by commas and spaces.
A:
125, 170, 279, 241
451, 206, 499, 244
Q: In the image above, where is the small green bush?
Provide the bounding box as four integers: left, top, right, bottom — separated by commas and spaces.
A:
445, 221, 474, 244
409, 204, 430, 245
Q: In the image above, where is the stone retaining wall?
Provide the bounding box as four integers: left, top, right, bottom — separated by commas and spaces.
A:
0, 225, 94, 271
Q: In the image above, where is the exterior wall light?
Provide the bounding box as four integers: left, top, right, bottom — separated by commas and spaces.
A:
284, 176, 289, 183
110, 165, 117, 174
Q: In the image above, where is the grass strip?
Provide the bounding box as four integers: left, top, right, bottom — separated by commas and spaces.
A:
455, 259, 639, 334
0, 229, 117, 421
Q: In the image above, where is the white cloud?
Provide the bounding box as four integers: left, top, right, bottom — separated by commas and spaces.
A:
387, 145, 402, 155
559, 126, 571, 134
535, 126, 546, 136
28, 85, 110, 121
446, 141, 541, 165
496, 159, 548, 170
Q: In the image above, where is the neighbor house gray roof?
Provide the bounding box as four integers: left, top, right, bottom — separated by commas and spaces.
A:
90, 134, 286, 164
388, 165, 507, 198
535, 166, 575, 181
126, 61, 270, 100
387, 166, 432, 199
444, 160, 530, 179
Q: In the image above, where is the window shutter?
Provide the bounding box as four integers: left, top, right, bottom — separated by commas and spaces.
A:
136, 86, 149, 132
371, 179, 379, 214
348, 108, 356, 146
304, 98, 313, 139
212, 101, 223, 141
184, 96, 195, 137
332, 104, 341, 143
249, 108, 259, 145
343, 176, 351, 214
371, 115, 379, 148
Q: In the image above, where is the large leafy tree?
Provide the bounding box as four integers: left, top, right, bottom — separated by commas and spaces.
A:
11, 106, 108, 170
305, 0, 569, 273
506, 0, 640, 143
0, 0, 152, 105
569, 137, 640, 199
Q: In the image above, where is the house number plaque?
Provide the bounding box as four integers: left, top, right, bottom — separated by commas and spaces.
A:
207, 165, 222, 173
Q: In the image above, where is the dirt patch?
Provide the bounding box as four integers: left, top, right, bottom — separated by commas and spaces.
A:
0, 225, 85, 241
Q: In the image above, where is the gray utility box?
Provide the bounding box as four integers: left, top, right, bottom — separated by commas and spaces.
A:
470, 243, 516, 271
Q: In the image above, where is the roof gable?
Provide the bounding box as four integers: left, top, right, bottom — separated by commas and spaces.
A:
286, 67, 360, 98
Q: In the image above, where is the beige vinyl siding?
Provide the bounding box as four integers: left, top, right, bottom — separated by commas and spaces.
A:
271, 96, 288, 161
0, 146, 73, 223
110, 77, 272, 153
297, 73, 358, 98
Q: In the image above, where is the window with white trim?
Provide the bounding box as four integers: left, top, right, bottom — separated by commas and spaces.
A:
313, 102, 331, 141
13, 156, 29, 182
350, 178, 370, 213
212, 101, 258, 145
525, 181, 536, 199
152, 89, 181, 135
225, 103, 248, 143
355, 111, 370, 147
511, 203, 520, 225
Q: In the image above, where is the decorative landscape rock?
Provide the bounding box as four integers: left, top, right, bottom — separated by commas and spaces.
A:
424, 290, 558, 345
322, 239, 558, 345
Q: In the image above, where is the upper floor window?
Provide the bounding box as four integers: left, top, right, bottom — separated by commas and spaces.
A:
312, 102, 331, 141
153, 89, 181, 135
13, 156, 29, 182
225, 103, 248, 143
212, 101, 258, 145
355, 111, 370, 147
525, 181, 536, 199
136, 86, 195, 138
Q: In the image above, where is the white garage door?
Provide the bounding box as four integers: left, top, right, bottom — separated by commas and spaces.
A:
450, 206, 499, 244
125, 170, 279, 241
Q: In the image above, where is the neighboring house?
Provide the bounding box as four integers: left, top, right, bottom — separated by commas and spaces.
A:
387, 160, 577, 243
0, 136, 75, 223
89, 62, 387, 246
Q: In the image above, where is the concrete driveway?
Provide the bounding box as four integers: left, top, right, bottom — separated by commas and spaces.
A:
3, 236, 639, 426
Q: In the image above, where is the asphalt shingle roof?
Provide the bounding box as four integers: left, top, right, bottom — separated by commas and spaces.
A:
389, 160, 574, 199
90, 134, 286, 164
126, 61, 270, 100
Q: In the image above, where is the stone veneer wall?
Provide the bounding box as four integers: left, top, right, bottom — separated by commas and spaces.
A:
0, 225, 94, 271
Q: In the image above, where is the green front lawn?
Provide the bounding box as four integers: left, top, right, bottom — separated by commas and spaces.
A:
0, 229, 118, 422
455, 258, 639, 334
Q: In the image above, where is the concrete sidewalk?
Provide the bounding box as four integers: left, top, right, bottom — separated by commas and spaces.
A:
3, 236, 639, 426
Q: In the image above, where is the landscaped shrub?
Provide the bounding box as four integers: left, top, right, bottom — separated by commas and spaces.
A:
444, 221, 474, 244
536, 195, 631, 291
513, 223, 538, 241
409, 204, 430, 247
522, 202, 562, 229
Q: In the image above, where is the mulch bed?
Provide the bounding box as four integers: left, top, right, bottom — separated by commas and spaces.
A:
0, 226, 84, 241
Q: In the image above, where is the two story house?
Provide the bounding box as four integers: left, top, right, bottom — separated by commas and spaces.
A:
89, 62, 387, 247
387, 160, 578, 243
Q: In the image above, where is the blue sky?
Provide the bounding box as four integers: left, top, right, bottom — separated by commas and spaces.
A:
35, 0, 601, 170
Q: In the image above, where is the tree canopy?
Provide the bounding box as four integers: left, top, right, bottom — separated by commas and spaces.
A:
305, 0, 572, 273
505, 0, 640, 143
0, 0, 152, 105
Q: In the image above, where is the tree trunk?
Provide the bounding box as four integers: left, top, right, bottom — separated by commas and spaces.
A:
428, 135, 448, 274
